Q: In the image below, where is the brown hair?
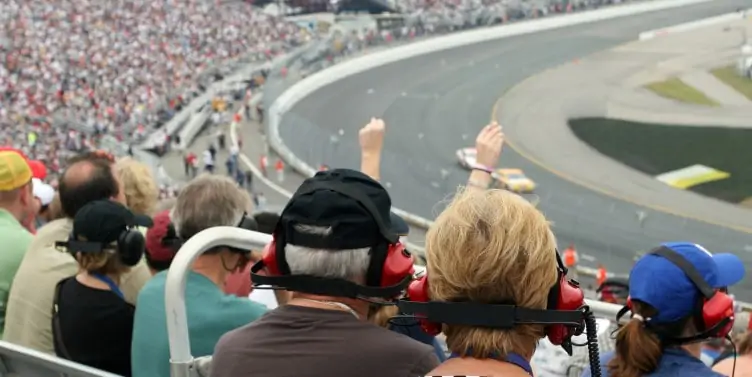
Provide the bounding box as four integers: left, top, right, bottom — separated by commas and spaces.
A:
370, 305, 399, 328
74, 250, 129, 276
608, 302, 663, 377
46, 194, 64, 222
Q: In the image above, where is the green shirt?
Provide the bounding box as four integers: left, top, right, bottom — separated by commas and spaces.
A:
0, 209, 33, 339
131, 271, 268, 377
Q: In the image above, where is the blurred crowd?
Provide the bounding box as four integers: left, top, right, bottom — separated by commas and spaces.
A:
0, 0, 303, 180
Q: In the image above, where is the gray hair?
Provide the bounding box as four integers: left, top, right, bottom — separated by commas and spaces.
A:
285, 225, 371, 281
171, 174, 252, 240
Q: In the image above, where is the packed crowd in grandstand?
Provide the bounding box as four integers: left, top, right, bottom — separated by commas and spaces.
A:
0, 0, 302, 179
1, 0, 752, 377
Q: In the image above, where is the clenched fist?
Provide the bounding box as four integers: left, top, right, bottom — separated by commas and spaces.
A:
359, 118, 386, 156
475, 121, 504, 168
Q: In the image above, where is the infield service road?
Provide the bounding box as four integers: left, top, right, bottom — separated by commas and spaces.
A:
277, 0, 752, 300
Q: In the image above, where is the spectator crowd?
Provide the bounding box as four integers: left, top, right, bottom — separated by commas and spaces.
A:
0, 0, 304, 181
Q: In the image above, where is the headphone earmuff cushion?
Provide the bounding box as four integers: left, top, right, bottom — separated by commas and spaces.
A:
119, 230, 145, 267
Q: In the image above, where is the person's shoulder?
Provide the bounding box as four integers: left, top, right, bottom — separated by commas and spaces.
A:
363, 322, 437, 355
217, 292, 269, 319
135, 271, 167, 304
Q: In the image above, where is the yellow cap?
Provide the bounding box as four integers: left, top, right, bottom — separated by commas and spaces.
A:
0, 151, 32, 191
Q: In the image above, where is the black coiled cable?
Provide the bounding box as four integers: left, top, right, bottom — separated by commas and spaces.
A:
583, 307, 602, 377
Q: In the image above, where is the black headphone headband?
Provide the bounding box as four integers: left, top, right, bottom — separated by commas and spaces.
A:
650, 246, 715, 299
395, 300, 585, 328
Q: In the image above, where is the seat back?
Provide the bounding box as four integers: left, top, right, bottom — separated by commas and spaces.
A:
0, 340, 120, 377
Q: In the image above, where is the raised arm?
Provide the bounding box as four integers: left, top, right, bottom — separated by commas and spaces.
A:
466, 121, 504, 192
359, 118, 385, 181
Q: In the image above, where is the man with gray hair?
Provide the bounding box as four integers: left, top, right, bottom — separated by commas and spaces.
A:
131, 174, 268, 377
211, 169, 439, 377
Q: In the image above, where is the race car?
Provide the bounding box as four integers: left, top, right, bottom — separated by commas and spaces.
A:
492, 168, 537, 193
455, 147, 477, 169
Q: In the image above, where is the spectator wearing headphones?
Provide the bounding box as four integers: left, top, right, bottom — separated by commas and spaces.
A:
0, 151, 36, 339
582, 242, 746, 377
223, 211, 291, 309
5, 151, 152, 354
417, 188, 562, 377
211, 169, 440, 377
52, 200, 153, 377
131, 175, 268, 377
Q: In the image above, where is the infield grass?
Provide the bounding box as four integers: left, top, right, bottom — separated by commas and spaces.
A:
710, 65, 752, 101
569, 117, 752, 205
644, 78, 719, 107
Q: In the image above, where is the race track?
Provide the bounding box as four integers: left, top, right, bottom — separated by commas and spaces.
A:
279, 0, 752, 299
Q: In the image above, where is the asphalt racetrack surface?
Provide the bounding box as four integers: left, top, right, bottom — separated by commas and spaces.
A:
279, 0, 752, 300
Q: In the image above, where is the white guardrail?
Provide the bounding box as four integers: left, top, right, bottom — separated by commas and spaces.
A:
639, 7, 751, 40
261, 0, 752, 312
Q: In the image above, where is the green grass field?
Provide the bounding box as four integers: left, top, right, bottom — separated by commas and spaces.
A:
568, 118, 752, 204
711, 65, 752, 101
644, 78, 719, 106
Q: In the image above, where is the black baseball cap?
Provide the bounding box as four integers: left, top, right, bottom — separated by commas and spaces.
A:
390, 212, 409, 237
278, 169, 398, 249
73, 200, 154, 245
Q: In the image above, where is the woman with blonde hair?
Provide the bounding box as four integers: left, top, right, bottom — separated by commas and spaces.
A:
582, 242, 746, 377
52, 200, 153, 377
114, 157, 159, 217
399, 188, 583, 377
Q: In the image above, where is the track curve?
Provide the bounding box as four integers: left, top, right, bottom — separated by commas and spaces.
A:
279, 0, 752, 299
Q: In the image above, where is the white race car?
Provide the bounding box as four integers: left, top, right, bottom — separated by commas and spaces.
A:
455, 147, 477, 169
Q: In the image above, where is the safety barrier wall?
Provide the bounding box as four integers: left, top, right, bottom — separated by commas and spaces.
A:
639, 8, 751, 40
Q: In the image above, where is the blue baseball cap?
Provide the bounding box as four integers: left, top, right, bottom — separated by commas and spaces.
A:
629, 242, 746, 324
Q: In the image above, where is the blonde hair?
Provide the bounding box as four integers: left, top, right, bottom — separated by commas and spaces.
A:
115, 157, 159, 216
426, 188, 558, 358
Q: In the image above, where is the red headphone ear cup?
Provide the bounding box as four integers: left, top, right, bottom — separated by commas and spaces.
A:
702, 292, 734, 337
547, 275, 585, 345
380, 243, 414, 288
406, 276, 441, 336
262, 241, 281, 276
408, 275, 429, 302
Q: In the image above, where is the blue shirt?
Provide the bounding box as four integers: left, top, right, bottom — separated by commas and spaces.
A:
388, 319, 446, 362
581, 349, 726, 377
131, 271, 268, 377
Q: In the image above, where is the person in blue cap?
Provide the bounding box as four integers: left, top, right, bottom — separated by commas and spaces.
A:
582, 242, 746, 377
